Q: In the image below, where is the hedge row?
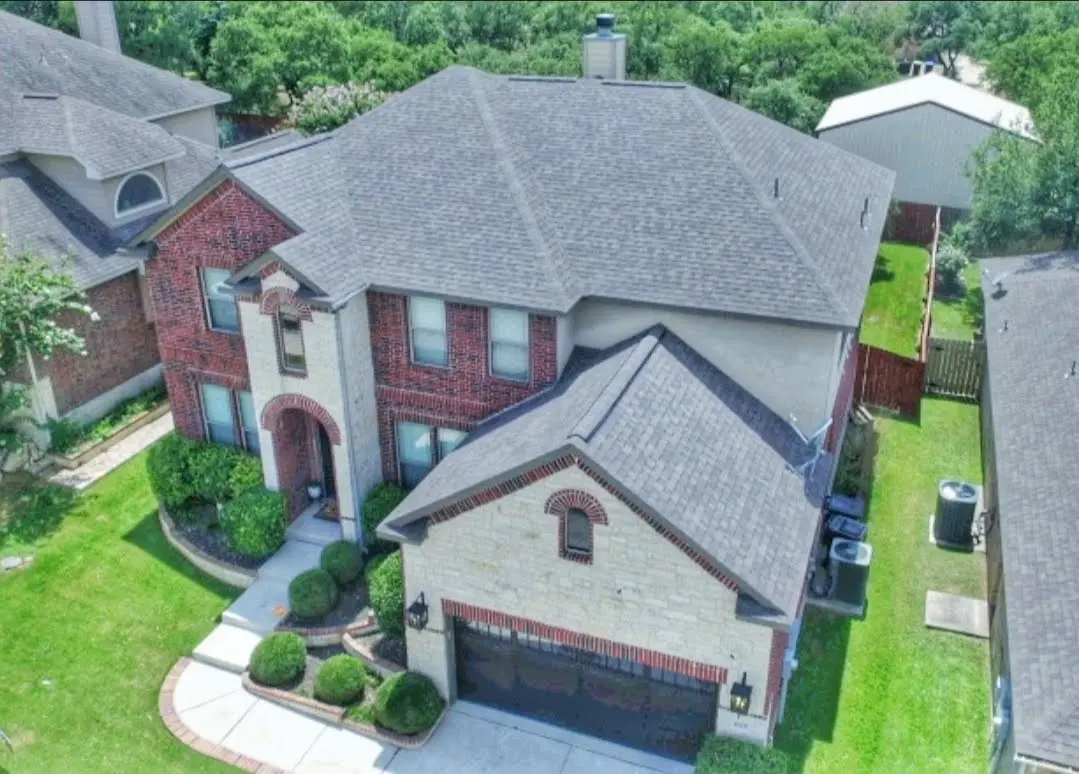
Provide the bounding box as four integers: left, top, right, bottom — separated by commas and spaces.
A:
147, 432, 264, 507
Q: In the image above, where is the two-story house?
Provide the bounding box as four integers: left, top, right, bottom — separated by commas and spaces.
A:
137, 19, 893, 762
0, 8, 228, 428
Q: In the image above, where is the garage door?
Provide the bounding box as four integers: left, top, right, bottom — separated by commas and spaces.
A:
454, 619, 717, 761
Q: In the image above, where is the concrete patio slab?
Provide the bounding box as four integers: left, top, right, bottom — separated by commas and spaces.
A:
222, 698, 329, 772
294, 725, 396, 774
288, 508, 343, 547
925, 590, 989, 638
256, 538, 323, 582
193, 624, 263, 673
221, 578, 289, 635
181, 690, 258, 746
171, 660, 244, 712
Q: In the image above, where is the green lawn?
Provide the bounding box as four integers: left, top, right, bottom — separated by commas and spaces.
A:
931, 262, 983, 340
859, 243, 930, 357
0, 452, 237, 773
699, 399, 989, 773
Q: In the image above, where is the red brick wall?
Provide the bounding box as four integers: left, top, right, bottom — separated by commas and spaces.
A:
825, 337, 858, 453
38, 271, 160, 415
764, 628, 790, 723
368, 291, 557, 480
148, 178, 295, 439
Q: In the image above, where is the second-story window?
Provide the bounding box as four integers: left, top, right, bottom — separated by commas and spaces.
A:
277, 306, 306, 373
489, 308, 530, 381
115, 171, 165, 217
409, 296, 447, 366
202, 268, 239, 333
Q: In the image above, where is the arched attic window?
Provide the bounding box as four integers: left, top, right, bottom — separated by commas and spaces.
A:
115, 171, 165, 217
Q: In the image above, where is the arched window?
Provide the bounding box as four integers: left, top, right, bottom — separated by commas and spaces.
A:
564, 508, 593, 557
115, 172, 165, 217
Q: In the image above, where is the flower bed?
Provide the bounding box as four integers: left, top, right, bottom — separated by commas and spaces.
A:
343, 629, 406, 678
277, 546, 379, 646
158, 507, 257, 589
49, 400, 170, 469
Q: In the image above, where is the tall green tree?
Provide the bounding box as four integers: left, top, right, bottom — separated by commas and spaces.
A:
742, 78, 825, 134
903, 1, 985, 77
664, 18, 743, 98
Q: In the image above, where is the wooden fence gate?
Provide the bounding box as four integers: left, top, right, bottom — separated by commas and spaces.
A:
925, 337, 985, 401
855, 343, 925, 420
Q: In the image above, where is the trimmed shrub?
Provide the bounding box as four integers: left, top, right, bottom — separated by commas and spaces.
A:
46, 417, 84, 455
228, 453, 265, 498
373, 672, 444, 735
321, 540, 364, 587
219, 488, 287, 558
187, 442, 244, 502
249, 632, 307, 687
935, 242, 970, 296
314, 654, 369, 705
147, 433, 195, 507
289, 568, 339, 621
365, 551, 404, 637
363, 483, 407, 555
695, 734, 790, 774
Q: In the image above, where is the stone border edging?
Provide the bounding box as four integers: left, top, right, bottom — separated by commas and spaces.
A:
159, 658, 286, 774
241, 670, 444, 749
342, 632, 406, 679
159, 507, 256, 589
275, 613, 379, 647
50, 402, 171, 470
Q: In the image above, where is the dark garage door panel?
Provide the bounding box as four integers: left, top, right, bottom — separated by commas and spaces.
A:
454, 620, 716, 761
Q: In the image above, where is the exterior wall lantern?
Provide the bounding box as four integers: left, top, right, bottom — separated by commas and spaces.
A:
730, 672, 753, 715
407, 592, 429, 631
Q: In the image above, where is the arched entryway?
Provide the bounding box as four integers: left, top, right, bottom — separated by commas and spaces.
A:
261, 394, 342, 519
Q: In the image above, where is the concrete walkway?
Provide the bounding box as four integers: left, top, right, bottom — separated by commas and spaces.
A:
162, 659, 694, 774
48, 412, 174, 490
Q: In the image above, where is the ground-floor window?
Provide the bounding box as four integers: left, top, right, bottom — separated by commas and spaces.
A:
200, 383, 260, 453
396, 421, 466, 487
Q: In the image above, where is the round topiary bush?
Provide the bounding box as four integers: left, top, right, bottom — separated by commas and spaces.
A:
320, 540, 363, 587
288, 568, 339, 622
147, 432, 195, 508
314, 654, 369, 706
373, 672, 444, 735
248, 632, 307, 687
219, 488, 287, 558
365, 550, 404, 637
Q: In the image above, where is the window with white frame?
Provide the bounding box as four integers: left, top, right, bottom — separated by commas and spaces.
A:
409, 296, 447, 366
276, 306, 306, 373
396, 421, 466, 487
115, 171, 165, 217
201, 384, 259, 453
489, 307, 530, 380
201, 268, 239, 333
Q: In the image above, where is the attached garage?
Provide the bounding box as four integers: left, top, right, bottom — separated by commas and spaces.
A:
454, 619, 718, 760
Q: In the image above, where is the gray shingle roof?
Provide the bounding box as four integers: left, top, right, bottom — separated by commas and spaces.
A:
5, 93, 187, 179
380, 326, 828, 619
983, 251, 1079, 771
226, 66, 895, 326
0, 10, 228, 120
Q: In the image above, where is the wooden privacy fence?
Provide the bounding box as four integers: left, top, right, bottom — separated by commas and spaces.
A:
925, 337, 985, 400
855, 343, 925, 420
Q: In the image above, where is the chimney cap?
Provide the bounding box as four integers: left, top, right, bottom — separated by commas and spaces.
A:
596, 13, 616, 36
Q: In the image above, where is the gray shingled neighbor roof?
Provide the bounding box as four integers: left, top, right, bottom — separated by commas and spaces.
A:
0, 10, 228, 120
982, 251, 1079, 771
224, 66, 895, 327
379, 326, 828, 620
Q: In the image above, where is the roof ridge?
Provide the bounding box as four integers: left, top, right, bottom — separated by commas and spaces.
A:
224, 132, 333, 170
569, 327, 663, 443
687, 87, 850, 323
466, 69, 571, 308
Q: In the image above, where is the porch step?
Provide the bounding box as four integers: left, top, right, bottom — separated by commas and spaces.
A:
193, 624, 264, 673
286, 508, 342, 547
256, 539, 323, 582
221, 578, 290, 636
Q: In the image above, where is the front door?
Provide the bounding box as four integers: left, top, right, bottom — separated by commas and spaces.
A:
317, 423, 336, 499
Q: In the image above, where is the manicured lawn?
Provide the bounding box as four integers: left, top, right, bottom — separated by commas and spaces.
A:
0, 472, 79, 558
931, 262, 983, 340
859, 243, 930, 357
0, 451, 237, 772
698, 399, 989, 773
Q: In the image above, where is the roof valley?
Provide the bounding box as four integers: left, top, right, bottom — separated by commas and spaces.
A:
569, 329, 661, 443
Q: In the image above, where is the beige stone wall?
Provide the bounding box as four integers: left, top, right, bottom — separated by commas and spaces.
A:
403, 465, 778, 739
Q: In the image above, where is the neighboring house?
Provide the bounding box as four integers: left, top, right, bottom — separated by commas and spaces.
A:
816, 73, 1033, 243
137, 19, 894, 760
0, 8, 228, 430
981, 251, 1079, 774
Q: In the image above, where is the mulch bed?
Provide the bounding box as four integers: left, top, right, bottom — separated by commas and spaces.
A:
281, 578, 372, 629
354, 630, 407, 668
172, 502, 265, 571
273, 645, 347, 698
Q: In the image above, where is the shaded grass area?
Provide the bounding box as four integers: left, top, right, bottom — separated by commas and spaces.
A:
932, 262, 984, 340
0, 472, 79, 558
860, 243, 930, 357
698, 400, 989, 773
0, 450, 237, 773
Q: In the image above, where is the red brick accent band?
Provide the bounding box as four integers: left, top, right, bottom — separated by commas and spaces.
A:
261, 393, 342, 444
544, 489, 608, 524
426, 454, 739, 592
259, 287, 313, 321
445, 599, 729, 685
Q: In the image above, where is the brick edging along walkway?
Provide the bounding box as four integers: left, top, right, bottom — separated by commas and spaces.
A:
159, 658, 286, 774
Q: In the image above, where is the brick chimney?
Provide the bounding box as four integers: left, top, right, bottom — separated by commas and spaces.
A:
75, 1, 122, 55
582, 13, 627, 81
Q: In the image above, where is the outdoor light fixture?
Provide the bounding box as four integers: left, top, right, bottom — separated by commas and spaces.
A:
407, 593, 429, 631
730, 672, 753, 715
